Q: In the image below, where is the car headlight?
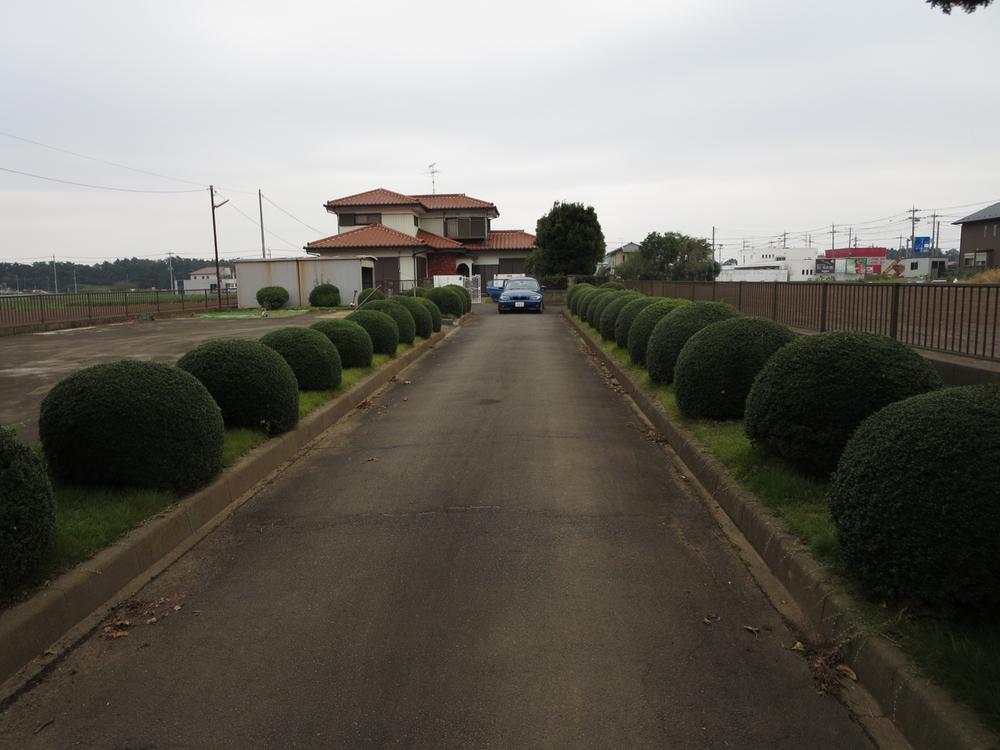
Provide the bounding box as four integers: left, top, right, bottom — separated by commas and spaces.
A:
499, 295, 510, 301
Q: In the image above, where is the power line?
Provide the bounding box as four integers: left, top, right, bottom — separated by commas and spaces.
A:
261, 193, 324, 234
218, 195, 299, 249
0, 166, 206, 194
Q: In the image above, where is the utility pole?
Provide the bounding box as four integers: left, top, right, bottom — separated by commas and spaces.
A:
167, 252, 175, 291
907, 205, 920, 259
52, 255, 58, 293
73, 268, 78, 293
831, 224, 836, 251
782, 231, 787, 249
209, 185, 229, 310
258, 189, 267, 259
712, 226, 716, 263
929, 211, 939, 255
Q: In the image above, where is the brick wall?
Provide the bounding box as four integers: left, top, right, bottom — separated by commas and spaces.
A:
427, 253, 458, 277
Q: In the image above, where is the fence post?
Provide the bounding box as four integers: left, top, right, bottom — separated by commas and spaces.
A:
771, 282, 779, 321
890, 284, 900, 340
87, 292, 93, 320
737, 281, 743, 312
712, 282, 716, 301
155, 289, 160, 313
819, 283, 829, 332
39, 295, 45, 324
124, 290, 129, 317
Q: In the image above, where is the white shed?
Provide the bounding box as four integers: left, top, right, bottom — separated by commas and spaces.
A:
234, 257, 365, 308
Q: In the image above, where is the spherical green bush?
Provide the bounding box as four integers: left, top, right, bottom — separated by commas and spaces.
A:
426, 286, 464, 317
363, 300, 415, 344
567, 282, 595, 312
358, 288, 385, 304
391, 295, 433, 339
256, 286, 289, 310
599, 281, 626, 290
308, 283, 341, 307
311, 319, 374, 368
588, 290, 627, 329
410, 287, 429, 298
418, 297, 442, 332
830, 386, 1000, 610
446, 284, 472, 314
647, 302, 742, 385
674, 317, 795, 420
580, 290, 614, 326
177, 339, 299, 435
0, 427, 55, 594
626, 298, 690, 366
744, 331, 943, 475
571, 286, 598, 316
599, 292, 642, 341
615, 297, 656, 349
40, 360, 225, 490
348, 309, 399, 356
260, 326, 342, 391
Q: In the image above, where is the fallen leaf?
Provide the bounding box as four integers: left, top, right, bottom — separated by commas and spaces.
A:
702, 614, 720, 626
791, 641, 807, 652
743, 625, 761, 638
366, 457, 379, 463
402, 380, 412, 385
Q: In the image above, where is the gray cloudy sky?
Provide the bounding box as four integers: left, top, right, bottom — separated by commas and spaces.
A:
1, 0, 997, 264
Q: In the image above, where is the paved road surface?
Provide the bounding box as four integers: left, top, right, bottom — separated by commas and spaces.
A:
0, 312, 874, 749
0, 311, 339, 442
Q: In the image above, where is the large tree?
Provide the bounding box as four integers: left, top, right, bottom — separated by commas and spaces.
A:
619, 231, 720, 282
533, 202, 605, 276
928, 0, 992, 11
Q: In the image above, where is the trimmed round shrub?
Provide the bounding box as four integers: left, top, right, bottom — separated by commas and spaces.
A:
363, 300, 415, 344
615, 297, 656, 349
308, 283, 341, 307
572, 286, 600, 317
0, 427, 55, 594
358, 288, 385, 304
426, 286, 464, 317
348, 309, 399, 356
40, 360, 225, 490
311, 319, 374, 368
588, 290, 626, 329
744, 331, 943, 475
580, 289, 614, 325
411, 287, 429, 298
626, 298, 690, 366
391, 295, 433, 339
567, 282, 595, 312
599, 292, 642, 341
256, 286, 289, 310
830, 386, 1000, 610
674, 317, 795, 420
261, 326, 342, 391
647, 302, 742, 385
418, 297, 443, 332
446, 284, 472, 314
599, 281, 626, 290
178, 339, 299, 435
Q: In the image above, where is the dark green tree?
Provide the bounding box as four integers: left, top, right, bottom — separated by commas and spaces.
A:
533, 202, 605, 276
629, 232, 720, 281
928, 0, 992, 12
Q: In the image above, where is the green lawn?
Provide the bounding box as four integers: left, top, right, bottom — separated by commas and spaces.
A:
576, 318, 1000, 733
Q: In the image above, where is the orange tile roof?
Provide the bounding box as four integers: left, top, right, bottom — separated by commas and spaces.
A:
465, 230, 536, 251
306, 224, 423, 250
411, 193, 497, 211
324, 188, 420, 208
416, 229, 464, 249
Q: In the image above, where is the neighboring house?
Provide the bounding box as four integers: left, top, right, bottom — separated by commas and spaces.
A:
304, 188, 536, 291
717, 247, 821, 282
179, 266, 236, 293
954, 202, 1000, 269
605, 242, 640, 271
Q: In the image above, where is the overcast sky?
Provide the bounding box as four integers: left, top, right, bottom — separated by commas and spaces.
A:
1, 0, 997, 265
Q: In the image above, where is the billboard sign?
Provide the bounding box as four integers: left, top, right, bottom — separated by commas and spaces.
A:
815, 258, 835, 275
913, 236, 931, 253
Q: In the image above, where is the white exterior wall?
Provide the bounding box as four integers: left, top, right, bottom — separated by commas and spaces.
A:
737, 247, 816, 266
717, 267, 787, 282
235, 258, 362, 308
182, 271, 236, 292
472, 252, 501, 266
398, 255, 416, 284
419, 217, 444, 235
382, 212, 419, 237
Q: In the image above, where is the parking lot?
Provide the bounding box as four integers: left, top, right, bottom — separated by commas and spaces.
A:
0, 312, 339, 442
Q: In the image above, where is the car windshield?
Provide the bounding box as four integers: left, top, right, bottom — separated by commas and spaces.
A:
504, 279, 540, 291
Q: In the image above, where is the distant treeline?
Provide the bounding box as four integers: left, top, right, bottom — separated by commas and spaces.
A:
0, 257, 234, 292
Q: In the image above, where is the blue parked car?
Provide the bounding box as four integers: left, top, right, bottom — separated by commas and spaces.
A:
497, 277, 544, 314
486, 278, 506, 302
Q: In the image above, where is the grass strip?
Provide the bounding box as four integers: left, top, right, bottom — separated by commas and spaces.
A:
575, 318, 1000, 733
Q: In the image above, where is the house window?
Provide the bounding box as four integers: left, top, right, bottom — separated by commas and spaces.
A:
340, 213, 382, 227
910, 262, 919, 270
413, 216, 419, 227
965, 256, 974, 267
444, 216, 487, 240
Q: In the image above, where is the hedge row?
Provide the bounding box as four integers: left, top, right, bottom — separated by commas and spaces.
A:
571, 287, 999, 611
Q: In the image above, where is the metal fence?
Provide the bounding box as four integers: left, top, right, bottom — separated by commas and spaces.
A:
623, 280, 1000, 362
0, 289, 238, 332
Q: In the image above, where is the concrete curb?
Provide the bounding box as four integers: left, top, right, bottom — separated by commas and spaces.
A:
0, 323, 462, 690
564, 311, 997, 750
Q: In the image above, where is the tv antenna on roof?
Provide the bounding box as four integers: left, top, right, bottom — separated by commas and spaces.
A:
427, 163, 440, 194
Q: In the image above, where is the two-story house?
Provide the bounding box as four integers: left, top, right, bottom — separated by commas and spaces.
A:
180, 265, 236, 293
304, 188, 536, 291
954, 201, 1000, 270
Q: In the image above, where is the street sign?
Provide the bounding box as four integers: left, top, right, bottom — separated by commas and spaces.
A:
913, 236, 931, 253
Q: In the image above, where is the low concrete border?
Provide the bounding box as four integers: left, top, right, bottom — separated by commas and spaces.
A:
0, 322, 461, 689
564, 311, 997, 750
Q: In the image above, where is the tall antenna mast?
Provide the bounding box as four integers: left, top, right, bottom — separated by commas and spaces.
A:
427, 162, 440, 194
